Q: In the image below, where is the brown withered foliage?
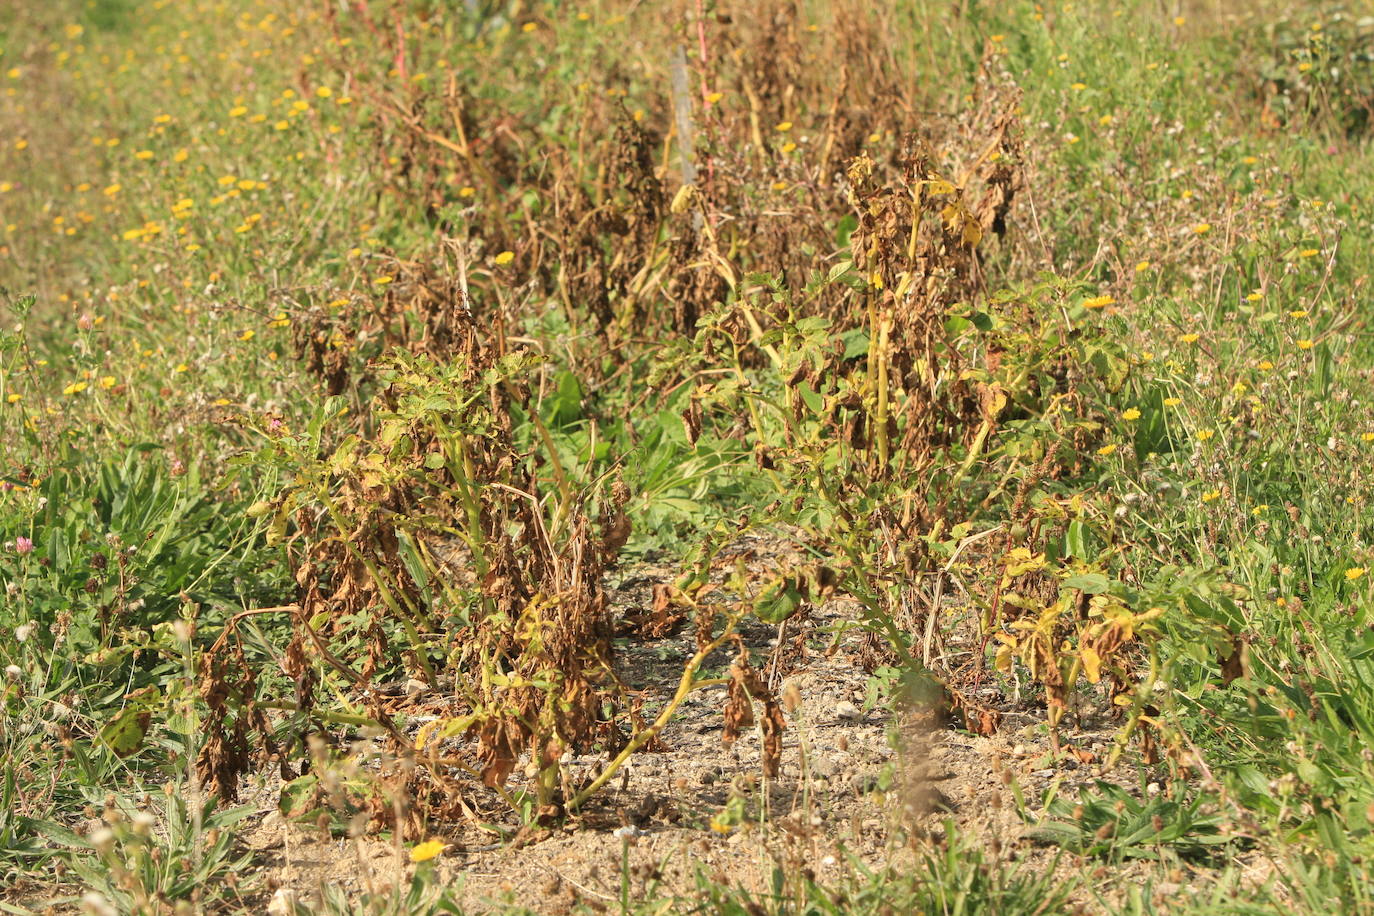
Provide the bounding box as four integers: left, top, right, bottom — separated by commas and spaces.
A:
722, 643, 786, 778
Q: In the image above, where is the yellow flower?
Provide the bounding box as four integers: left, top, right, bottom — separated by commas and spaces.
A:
458, 186, 476, 198
1134, 260, 1150, 272
1121, 408, 1141, 421
1289, 310, 1309, 319
316, 86, 333, 98
409, 840, 445, 863
1179, 333, 1199, 344
706, 92, 723, 104
6, 393, 21, 404
1346, 567, 1367, 582
1246, 291, 1263, 301
239, 330, 255, 342
99, 376, 116, 389
1163, 397, 1181, 406
493, 251, 515, 265
1096, 443, 1118, 456
1362, 433, 1374, 443
1083, 295, 1115, 309
1197, 429, 1214, 442
374, 275, 394, 286
1201, 490, 1220, 503
62, 381, 88, 396
1299, 249, 1320, 258
273, 120, 290, 130
1296, 339, 1314, 350
774, 121, 793, 132
1192, 223, 1211, 235
1258, 359, 1274, 371
229, 105, 247, 117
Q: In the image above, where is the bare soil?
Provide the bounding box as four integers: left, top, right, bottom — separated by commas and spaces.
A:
222, 535, 1196, 914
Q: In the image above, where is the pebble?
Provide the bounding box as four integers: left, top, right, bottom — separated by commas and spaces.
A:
835, 700, 862, 722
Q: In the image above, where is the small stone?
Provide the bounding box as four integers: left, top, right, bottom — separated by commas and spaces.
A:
835, 701, 862, 722
266, 889, 297, 916
810, 755, 839, 778
1011, 744, 1027, 757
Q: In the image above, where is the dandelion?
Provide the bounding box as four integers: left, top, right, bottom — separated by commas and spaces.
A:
1246, 291, 1263, 302
1300, 249, 1320, 258
1096, 443, 1118, 456
409, 840, 445, 863
1163, 397, 1181, 406
1346, 567, 1367, 582
1289, 310, 1309, 319
1363, 433, 1374, 443
1297, 339, 1314, 350
1258, 359, 1274, 371
315, 86, 332, 98
1201, 490, 1220, 503
62, 381, 88, 395
1179, 333, 1199, 344
374, 275, 394, 286
1193, 223, 1211, 235
493, 251, 515, 266
1083, 295, 1115, 309
774, 121, 793, 132
706, 92, 723, 104
1134, 260, 1151, 272
1121, 408, 1141, 421
239, 330, 255, 342
1198, 429, 1215, 441
99, 376, 115, 389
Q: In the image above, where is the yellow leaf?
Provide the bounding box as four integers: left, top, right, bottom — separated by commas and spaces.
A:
1081, 647, 1102, 683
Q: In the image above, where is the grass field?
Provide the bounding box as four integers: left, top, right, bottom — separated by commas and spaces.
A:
4, 0, 1374, 912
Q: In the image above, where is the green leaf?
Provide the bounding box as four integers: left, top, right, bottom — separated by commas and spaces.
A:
1062, 573, 1109, 594
100, 705, 152, 757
